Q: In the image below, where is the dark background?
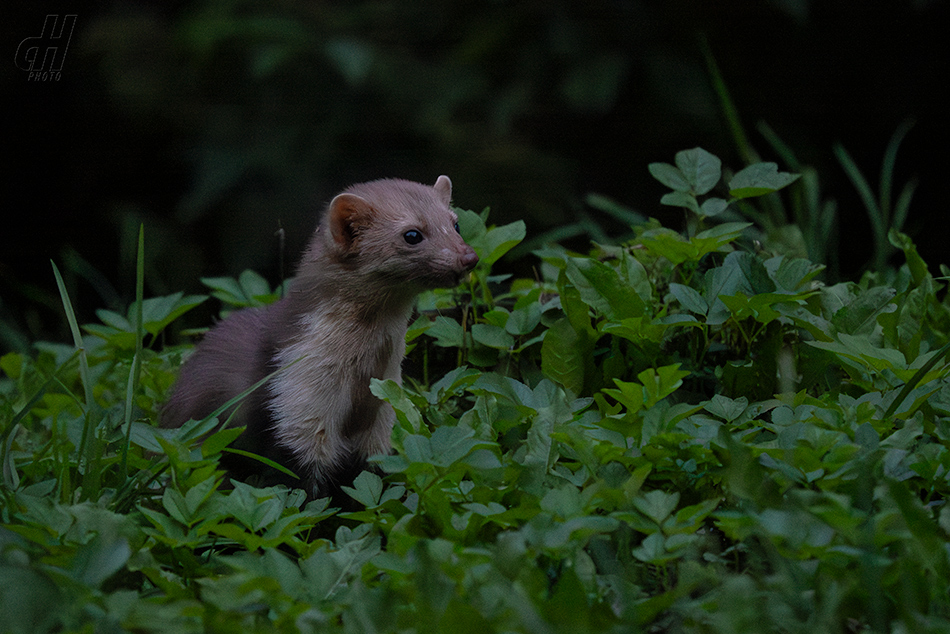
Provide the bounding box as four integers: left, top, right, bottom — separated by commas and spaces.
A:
3, 0, 948, 352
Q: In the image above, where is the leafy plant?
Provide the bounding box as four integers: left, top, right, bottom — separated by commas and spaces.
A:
4, 147, 950, 633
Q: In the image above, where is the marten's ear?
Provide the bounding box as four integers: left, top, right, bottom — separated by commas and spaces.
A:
328, 193, 372, 251
434, 175, 452, 205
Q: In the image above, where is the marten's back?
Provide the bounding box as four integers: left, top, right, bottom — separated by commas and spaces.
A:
161, 304, 278, 431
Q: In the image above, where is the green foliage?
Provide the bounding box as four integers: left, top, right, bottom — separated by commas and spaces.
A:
4, 148, 950, 632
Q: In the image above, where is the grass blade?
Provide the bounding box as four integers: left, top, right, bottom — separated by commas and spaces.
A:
879, 119, 914, 223
51, 260, 99, 473
701, 36, 756, 165
121, 225, 146, 479
757, 121, 801, 171
883, 340, 950, 420
834, 143, 887, 270
891, 178, 918, 235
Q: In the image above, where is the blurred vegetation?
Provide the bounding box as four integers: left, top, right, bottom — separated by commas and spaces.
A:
4, 0, 949, 350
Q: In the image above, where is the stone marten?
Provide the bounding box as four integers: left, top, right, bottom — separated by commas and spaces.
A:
161, 176, 479, 499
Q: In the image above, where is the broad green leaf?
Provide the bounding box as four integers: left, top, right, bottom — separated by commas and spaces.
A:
705, 394, 749, 423
700, 197, 729, 217
71, 534, 132, 588
429, 425, 488, 467
639, 230, 700, 265
738, 252, 776, 294
341, 471, 383, 507
565, 256, 646, 320
200, 426, 245, 458
660, 191, 700, 214
670, 498, 721, 534
95, 309, 131, 331
669, 283, 708, 316
482, 220, 527, 266
426, 316, 465, 347
637, 364, 689, 407
648, 162, 691, 192
634, 489, 680, 525
767, 256, 823, 292
728, 162, 800, 199
541, 317, 586, 394
605, 364, 687, 413
506, 301, 542, 335
162, 488, 191, 526
889, 229, 929, 286
602, 316, 667, 350
470, 373, 539, 413
183, 476, 217, 518
604, 380, 645, 414
370, 378, 423, 431
619, 251, 653, 303
675, 147, 722, 195
201, 275, 246, 304
807, 333, 908, 373
704, 252, 749, 325
138, 293, 207, 336
720, 292, 783, 324
237, 269, 275, 301
690, 222, 752, 257
471, 323, 514, 349
831, 286, 897, 336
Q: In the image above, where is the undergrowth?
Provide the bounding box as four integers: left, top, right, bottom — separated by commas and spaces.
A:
3, 148, 950, 633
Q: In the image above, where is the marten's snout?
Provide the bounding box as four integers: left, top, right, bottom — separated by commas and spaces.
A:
460, 247, 479, 271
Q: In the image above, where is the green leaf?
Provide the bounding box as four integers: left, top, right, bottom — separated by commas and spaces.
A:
138, 293, 207, 336
429, 425, 490, 468
691, 222, 752, 257
605, 364, 688, 413
701, 197, 729, 217
638, 364, 689, 407
648, 162, 691, 192
704, 394, 749, 423
238, 269, 275, 301
426, 316, 465, 347
162, 488, 192, 526
634, 489, 680, 525
639, 229, 699, 265
660, 191, 700, 214
71, 533, 132, 588
370, 378, 423, 432
482, 220, 527, 266
674, 147, 722, 195
541, 317, 586, 394
830, 286, 897, 336
669, 283, 708, 316
728, 162, 800, 199
888, 229, 929, 286
471, 323, 514, 349
565, 255, 647, 320
200, 426, 245, 458
341, 471, 384, 507
703, 252, 749, 325
720, 292, 788, 324
506, 301, 542, 335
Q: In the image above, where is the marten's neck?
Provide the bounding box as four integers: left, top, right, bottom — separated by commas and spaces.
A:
283, 254, 419, 331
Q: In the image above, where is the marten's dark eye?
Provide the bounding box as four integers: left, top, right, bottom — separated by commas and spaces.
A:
453, 222, 460, 234
404, 229, 423, 245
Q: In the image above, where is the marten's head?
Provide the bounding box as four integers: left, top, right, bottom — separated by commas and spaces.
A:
320, 176, 479, 292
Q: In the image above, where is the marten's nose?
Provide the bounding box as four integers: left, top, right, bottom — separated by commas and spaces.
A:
461, 249, 479, 271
